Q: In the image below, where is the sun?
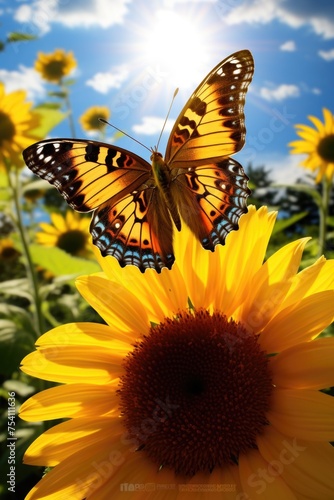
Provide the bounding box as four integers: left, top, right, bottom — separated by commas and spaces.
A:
139, 10, 212, 89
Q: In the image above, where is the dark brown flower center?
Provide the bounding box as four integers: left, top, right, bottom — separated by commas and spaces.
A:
57, 229, 87, 255
317, 134, 334, 163
0, 111, 16, 144
118, 309, 273, 476
44, 60, 67, 81
0, 245, 19, 260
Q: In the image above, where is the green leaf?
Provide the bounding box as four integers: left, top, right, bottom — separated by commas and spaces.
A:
0, 303, 32, 324
63, 78, 76, 86
327, 216, 334, 227
272, 212, 308, 235
0, 320, 19, 341
7, 32, 38, 42
31, 105, 67, 138
29, 244, 101, 278
3, 379, 36, 397
0, 279, 32, 301
0, 171, 10, 202
47, 91, 67, 99
35, 101, 62, 110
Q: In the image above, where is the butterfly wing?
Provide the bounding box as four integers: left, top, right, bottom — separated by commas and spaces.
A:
91, 186, 174, 273
23, 139, 151, 212
23, 139, 175, 272
165, 49, 254, 167
171, 159, 250, 250
164, 50, 253, 250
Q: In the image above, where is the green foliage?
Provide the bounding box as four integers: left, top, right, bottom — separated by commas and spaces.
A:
7, 32, 38, 43
31, 105, 66, 137
28, 244, 100, 277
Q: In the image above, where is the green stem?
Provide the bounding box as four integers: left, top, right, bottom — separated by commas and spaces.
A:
318, 176, 331, 258
6, 164, 45, 337
61, 82, 76, 137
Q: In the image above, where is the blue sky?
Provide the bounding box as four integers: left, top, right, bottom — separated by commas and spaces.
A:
1, 0, 334, 182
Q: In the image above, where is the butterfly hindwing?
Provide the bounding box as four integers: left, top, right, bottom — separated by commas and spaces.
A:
23, 139, 151, 212
91, 187, 175, 273
165, 50, 254, 167
172, 159, 250, 250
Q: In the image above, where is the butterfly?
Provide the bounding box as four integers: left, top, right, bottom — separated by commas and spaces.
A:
23, 49, 254, 273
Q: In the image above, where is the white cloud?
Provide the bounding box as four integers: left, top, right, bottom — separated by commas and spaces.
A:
312, 87, 322, 95
14, 0, 130, 34
264, 153, 309, 184
259, 84, 300, 102
225, 0, 334, 40
318, 48, 334, 61
280, 40, 296, 52
132, 116, 174, 136
0, 66, 45, 101
163, 0, 215, 5
86, 65, 129, 94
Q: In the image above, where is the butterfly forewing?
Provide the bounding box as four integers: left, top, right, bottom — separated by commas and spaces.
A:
165, 50, 254, 167
23, 139, 151, 212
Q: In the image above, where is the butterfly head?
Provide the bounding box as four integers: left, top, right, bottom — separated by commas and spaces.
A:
150, 147, 163, 162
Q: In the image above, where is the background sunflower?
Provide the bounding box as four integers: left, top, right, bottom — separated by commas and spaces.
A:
36, 211, 92, 257
289, 108, 334, 183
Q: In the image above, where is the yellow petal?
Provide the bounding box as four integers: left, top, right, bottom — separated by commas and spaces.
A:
268, 389, 334, 441
239, 448, 297, 499
143, 264, 188, 316
295, 123, 320, 136
257, 425, 334, 499
307, 114, 325, 133
270, 337, 334, 389
215, 206, 277, 318
175, 223, 213, 309
323, 108, 334, 134
76, 273, 150, 336
239, 238, 309, 332
259, 291, 334, 352
295, 130, 319, 143
38, 222, 60, 235
50, 212, 67, 231
24, 416, 125, 466
20, 383, 119, 421
24, 419, 131, 499
282, 258, 334, 309
21, 343, 125, 384
35, 233, 58, 245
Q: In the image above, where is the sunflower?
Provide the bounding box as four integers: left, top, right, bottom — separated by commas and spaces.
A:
36, 211, 91, 257
34, 49, 77, 83
289, 107, 334, 182
79, 106, 110, 133
0, 237, 20, 261
0, 83, 40, 171
20, 206, 334, 499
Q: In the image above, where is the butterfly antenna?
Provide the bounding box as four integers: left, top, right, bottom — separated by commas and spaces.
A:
98, 118, 151, 153
156, 87, 179, 151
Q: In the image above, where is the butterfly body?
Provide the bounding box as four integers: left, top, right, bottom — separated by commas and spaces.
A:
23, 50, 254, 273
150, 150, 182, 231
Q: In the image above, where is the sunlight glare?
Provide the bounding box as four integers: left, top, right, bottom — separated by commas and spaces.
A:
140, 10, 210, 89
